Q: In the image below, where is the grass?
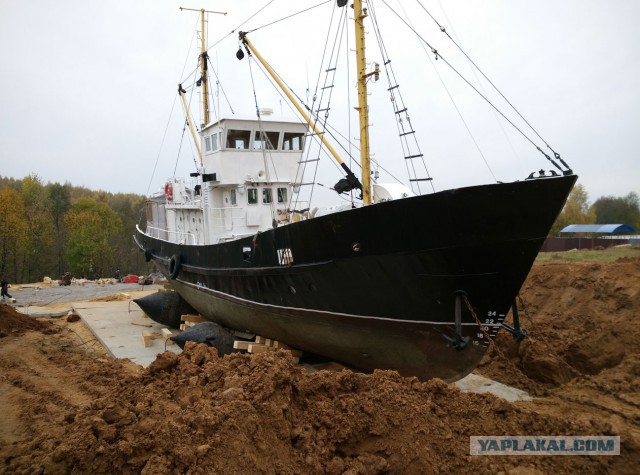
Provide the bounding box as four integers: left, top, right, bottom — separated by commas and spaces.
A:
536, 245, 640, 263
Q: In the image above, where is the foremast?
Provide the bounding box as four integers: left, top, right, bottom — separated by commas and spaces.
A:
353, 0, 372, 205
178, 7, 227, 164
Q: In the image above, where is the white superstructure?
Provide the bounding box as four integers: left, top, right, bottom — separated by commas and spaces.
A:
145, 115, 307, 245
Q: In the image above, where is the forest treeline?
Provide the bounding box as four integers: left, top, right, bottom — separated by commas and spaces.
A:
1, 175, 638, 284
0, 174, 154, 284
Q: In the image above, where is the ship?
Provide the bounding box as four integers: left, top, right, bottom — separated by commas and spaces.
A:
134, 1, 576, 382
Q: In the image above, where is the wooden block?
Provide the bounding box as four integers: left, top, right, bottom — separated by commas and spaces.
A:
247, 344, 269, 354
272, 341, 290, 349
233, 341, 252, 350
254, 335, 266, 344
265, 338, 275, 347
161, 328, 175, 345
181, 314, 206, 323
142, 330, 152, 348
179, 324, 186, 331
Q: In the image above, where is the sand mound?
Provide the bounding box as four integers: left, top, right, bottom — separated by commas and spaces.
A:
0, 304, 58, 337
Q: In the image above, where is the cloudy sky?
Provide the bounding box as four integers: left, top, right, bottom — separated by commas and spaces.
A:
1, 0, 638, 206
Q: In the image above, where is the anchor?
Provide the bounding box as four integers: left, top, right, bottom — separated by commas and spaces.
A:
500, 298, 527, 341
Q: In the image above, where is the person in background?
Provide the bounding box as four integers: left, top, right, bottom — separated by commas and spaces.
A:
1, 276, 14, 302
115, 268, 122, 282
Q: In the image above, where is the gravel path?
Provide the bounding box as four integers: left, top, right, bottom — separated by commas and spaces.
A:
7, 283, 163, 307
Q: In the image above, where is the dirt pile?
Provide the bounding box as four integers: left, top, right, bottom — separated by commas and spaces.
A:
0, 305, 57, 337
1, 257, 639, 474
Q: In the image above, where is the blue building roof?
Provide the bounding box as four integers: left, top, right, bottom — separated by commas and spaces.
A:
560, 224, 636, 234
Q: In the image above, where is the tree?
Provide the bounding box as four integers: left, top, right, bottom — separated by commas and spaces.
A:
64, 198, 123, 279
550, 183, 595, 235
48, 182, 72, 276
591, 192, 640, 230
20, 175, 55, 282
0, 188, 28, 280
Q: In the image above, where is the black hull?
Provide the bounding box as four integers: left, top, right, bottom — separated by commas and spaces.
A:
135, 175, 576, 382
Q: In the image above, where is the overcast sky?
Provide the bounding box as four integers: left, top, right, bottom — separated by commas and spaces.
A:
1, 0, 638, 206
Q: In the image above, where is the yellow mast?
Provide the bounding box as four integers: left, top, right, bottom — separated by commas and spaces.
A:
199, 9, 210, 126
178, 84, 203, 163
179, 7, 227, 146
353, 0, 372, 205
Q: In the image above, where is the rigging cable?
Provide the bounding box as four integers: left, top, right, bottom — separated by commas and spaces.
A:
434, 0, 522, 174
244, 1, 333, 35
380, 0, 569, 174
146, 17, 200, 196
245, 54, 278, 224
368, 0, 436, 194
390, 0, 497, 185
416, 0, 570, 170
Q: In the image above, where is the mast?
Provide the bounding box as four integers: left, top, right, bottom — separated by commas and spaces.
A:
353, 0, 372, 205
199, 9, 210, 126
180, 7, 227, 127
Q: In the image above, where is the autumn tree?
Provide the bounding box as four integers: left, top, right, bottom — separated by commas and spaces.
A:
0, 188, 28, 281
64, 198, 123, 279
48, 182, 71, 276
591, 192, 640, 230
20, 175, 55, 282
550, 183, 595, 235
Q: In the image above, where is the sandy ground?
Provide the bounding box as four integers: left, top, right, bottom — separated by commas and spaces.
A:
1, 258, 639, 474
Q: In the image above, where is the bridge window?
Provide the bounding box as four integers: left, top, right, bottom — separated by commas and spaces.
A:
248, 188, 258, 204
263, 188, 273, 204
253, 131, 280, 150
277, 187, 287, 203
230, 189, 237, 205
227, 129, 251, 149
211, 131, 220, 151
282, 132, 305, 151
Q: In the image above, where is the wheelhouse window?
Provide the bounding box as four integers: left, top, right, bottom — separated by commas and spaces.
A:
230, 188, 237, 206
227, 129, 251, 149
211, 131, 220, 151
204, 136, 211, 152
277, 187, 288, 203
262, 188, 273, 204
253, 131, 280, 150
282, 132, 305, 151
248, 188, 258, 204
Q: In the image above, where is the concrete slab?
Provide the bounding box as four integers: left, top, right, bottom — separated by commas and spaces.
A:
454, 372, 533, 402
72, 299, 181, 367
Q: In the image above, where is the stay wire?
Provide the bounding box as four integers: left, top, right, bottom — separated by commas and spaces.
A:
246, 56, 277, 222
380, 0, 565, 173
416, 0, 554, 153
390, 0, 497, 185
244, 1, 333, 35
368, 0, 435, 193
146, 17, 200, 196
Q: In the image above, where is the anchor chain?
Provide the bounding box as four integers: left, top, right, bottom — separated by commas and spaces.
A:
465, 293, 640, 422
517, 295, 640, 413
